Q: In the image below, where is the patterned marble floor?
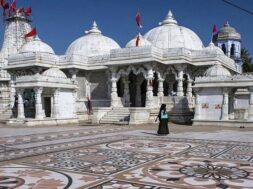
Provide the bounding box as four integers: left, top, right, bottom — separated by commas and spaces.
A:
0, 128, 253, 188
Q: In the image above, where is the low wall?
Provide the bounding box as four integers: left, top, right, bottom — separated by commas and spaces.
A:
192, 119, 253, 127
129, 108, 151, 125
7, 118, 79, 126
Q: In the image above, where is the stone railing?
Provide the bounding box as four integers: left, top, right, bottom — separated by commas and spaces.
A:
0, 69, 11, 80
59, 54, 88, 65
195, 74, 253, 82
16, 74, 73, 84
8, 52, 58, 66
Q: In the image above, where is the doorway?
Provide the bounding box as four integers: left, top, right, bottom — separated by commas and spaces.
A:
44, 97, 51, 117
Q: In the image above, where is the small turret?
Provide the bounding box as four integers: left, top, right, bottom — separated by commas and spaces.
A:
213, 22, 242, 73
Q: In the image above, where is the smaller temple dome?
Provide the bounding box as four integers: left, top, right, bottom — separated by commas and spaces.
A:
42, 68, 67, 79
204, 64, 231, 77
125, 33, 151, 48
65, 21, 120, 57
204, 42, 224, 55
21, 36, 55, 54
215, 22, 241, 41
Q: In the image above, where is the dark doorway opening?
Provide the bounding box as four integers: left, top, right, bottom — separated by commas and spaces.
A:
44, 97, 51, 118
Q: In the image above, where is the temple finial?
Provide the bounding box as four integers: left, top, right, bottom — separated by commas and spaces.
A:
86, 20, 101, 35
161, 10, 177, 25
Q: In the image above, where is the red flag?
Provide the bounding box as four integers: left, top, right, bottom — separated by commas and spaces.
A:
10, 0, 16, 10
25, 6, 32, 16
136, 10, 142, 28
24, 27, 37, 38
212, 24, 218, 33
3, 2, 8, 9
18, 6, 24, 13
3, 2, 9, 16
148, 80, 153, 86
0, 0, 4, 6
135, 35, 140, 47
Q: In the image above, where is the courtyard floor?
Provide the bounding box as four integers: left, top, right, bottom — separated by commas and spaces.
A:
0, 123, 253, 188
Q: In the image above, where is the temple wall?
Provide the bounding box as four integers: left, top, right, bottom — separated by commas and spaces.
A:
90, 71, 109, 100
199, 88, 223, 120
235, 95, 249, 110
58, 89, 75, 119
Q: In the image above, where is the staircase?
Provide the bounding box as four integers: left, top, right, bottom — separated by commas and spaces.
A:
100, 108, 130, 125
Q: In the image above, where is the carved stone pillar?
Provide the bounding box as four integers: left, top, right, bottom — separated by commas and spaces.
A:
53, 88, 60, 119
72, 89, 78, 118
34, 87, 44, 119
194, 92, 201, 120
110, 78, 118, 107
17, 88, 25, 119
221, 88, 229, 120
158, 78, 164, 103
177, 70, 184, 97
158, 78, 164, 97
135, 77, 144, 107
123, 77, 130, 107
186, 79, 193, 98
175, 65, 186, 97
145, 67, 154, 108
248, 87, 253, 121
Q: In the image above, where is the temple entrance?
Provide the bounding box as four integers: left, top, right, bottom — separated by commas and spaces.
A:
117, 72, 146, 107
44, 97, 51, 117
23, 89, 35, 118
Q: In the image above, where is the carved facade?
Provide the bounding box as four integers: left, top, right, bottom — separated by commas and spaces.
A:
0, 9, 251, 127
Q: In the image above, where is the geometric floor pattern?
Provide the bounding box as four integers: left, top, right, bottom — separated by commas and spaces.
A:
0, 129, 253, 188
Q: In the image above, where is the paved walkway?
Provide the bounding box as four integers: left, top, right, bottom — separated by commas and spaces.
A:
0, 124, 253, 188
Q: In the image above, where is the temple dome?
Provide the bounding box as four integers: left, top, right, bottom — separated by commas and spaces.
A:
42, 68, 67, 79
204, 64, 231, 77
204, 42, 224, 55
144, 11, 203, 50
125, 33, 151, 48
215, 21, 241, 41
65, 21, 120, 57
21, 36, 55, 54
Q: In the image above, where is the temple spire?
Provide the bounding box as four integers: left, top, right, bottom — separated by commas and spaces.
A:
85, 21, 101, 35
0, 13, 32, 58
160, 10, 178, 25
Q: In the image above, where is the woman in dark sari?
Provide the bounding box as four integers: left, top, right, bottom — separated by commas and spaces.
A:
156, 104, 169, 135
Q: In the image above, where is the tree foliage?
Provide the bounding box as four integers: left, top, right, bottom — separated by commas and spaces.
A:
242, 48, 253, 72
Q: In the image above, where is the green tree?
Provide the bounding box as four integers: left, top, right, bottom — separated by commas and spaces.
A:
242, 48, 253, 72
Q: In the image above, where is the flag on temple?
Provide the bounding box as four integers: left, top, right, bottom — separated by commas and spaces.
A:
135, 34, 140, 47
2, 2, 9, 16
25, 6, 32, 16
0, 0, 4, 6
10, 0, 16, 11
136, 10, 142, 28
18, 6, 24, 13
148, 80, 153, 86
3, 2, 8, 10
212, 24, 218, 33
24, 27, 37, 38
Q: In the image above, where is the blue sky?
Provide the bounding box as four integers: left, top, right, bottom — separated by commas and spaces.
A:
0, 0, 253, 56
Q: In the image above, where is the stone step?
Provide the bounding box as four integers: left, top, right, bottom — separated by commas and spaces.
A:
99, 120, 129, 125
106, 113, 130, 117
99, 108, 130, 125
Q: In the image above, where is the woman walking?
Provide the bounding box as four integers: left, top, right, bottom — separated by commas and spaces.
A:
156, 104, 169, 135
